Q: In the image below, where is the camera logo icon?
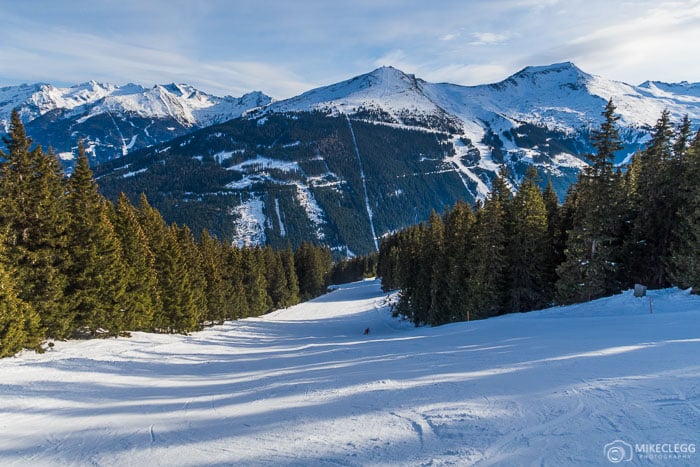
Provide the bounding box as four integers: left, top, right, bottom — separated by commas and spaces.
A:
604, 439, 634, 463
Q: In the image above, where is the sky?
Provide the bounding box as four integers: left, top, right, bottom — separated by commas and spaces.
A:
1, 0, 699, 99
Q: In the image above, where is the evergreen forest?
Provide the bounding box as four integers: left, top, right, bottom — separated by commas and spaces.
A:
378, 100, 700, 326
0, 110, 337, 357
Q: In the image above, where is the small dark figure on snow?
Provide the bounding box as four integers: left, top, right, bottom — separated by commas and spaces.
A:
364, 327, 370, 335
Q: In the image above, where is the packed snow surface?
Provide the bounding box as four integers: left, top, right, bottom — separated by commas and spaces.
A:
1, 280, 699, 466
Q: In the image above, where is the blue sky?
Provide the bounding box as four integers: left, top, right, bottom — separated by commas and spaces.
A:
1, 0, 698, 98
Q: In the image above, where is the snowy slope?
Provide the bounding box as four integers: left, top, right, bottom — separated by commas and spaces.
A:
1, 279, 699, 466
266, 66, 462, 132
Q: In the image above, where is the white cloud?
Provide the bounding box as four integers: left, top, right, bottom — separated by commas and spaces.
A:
470, 32, 511, 45
0, 0, 698, 99
0, 18, 315, 98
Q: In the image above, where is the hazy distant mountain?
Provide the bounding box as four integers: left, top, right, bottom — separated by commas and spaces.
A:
0, 81, 271, 163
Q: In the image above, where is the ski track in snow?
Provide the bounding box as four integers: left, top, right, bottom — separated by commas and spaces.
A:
345, 115, 379, 251
1, 280, 700, 466
105, 110, 128, 157
274, 198, 286, 238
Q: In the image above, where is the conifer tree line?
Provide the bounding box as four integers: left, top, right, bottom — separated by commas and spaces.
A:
378, 100, 700, 326
0, 110, 333, 358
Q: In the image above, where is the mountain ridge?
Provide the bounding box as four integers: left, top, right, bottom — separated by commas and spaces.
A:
5, 63, 700, 254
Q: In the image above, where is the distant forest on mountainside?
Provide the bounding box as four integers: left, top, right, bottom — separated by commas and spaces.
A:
378, 103, 700, 326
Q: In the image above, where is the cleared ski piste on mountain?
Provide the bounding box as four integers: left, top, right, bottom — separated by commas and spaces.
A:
1, 279, 699, 466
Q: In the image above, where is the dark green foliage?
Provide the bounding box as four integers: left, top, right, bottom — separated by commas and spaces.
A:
507, 166, 551, 311
242, 247, 273, 316
671, 129, 700, 291
328, 253, 378, 285
623, 110, 682, 288
295, 242, 332, 301
262, 246, 292, 309
0, 114, 334, 357
0, 110, 70, 339
199, 229, 234, 323
113, 193, 159, 330
65, 144, 128, 336
95, 113, 475, 255
280, 246, 301, 308
0, 233, 43, 357
469, 171, 510, 318
137, 195, 200, 333
556, 99, 625, 304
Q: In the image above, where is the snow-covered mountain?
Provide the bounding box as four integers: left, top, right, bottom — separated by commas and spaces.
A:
261, 62, 699, 197
7, 63, 700, 253
92, 63, 700, 254
0, 81, 271, 163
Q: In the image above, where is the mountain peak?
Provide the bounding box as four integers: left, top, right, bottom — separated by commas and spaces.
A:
512, 61, 590, 80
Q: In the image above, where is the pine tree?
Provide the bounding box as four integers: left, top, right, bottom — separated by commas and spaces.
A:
671, 129, 700, 290
624, 109, 680, 288
295, 242, 331, 301
674, 115, 692, 160
65, 143, 128, 336
262, 246, 291, 310
198, 229, 233, 324
556, 99, 625, 304
223, 246, 250, 319
137, 194, 199, 332
507, 166, 550, 311
469, 168, 510, 318
173, 224, 207, 322
0, 110, 70, 338
280, 245, 300, 307
0, 232, 43, 357
542, 179, 564, 298
113, 193, 159, 330
442, 201, 477, 322
242, 247, 272, 316
426, 210, 447, 325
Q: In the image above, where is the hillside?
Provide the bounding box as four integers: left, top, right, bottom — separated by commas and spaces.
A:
1, 279, 698, 465
93, 63, 699, 254
5, 63, 700, 253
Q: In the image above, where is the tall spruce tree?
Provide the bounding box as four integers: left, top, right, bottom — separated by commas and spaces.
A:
113, 193, 159, 330
507, 166, 550, 311
173, 224, 208, 321
242, 247, 272, 316
671, 129, 700, 291
295, 242, 331, 301
542, 179, 564, 299
556, 99, 625, 304
442, 201, 477, 322
65, 143, 128, 336
224, 246, 250, 319
0, 110, 71, 338
426, 210, 448, 325
470, 168, 510, 318
280, 245, 300, 308
137, 194, 199, 332
262, 246, 292, 310
624, 109, 680, 288
198, 229, 233, 324
0, 231, 43, 357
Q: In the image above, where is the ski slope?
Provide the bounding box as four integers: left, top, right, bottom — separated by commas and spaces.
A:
1, 279, 699, 466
